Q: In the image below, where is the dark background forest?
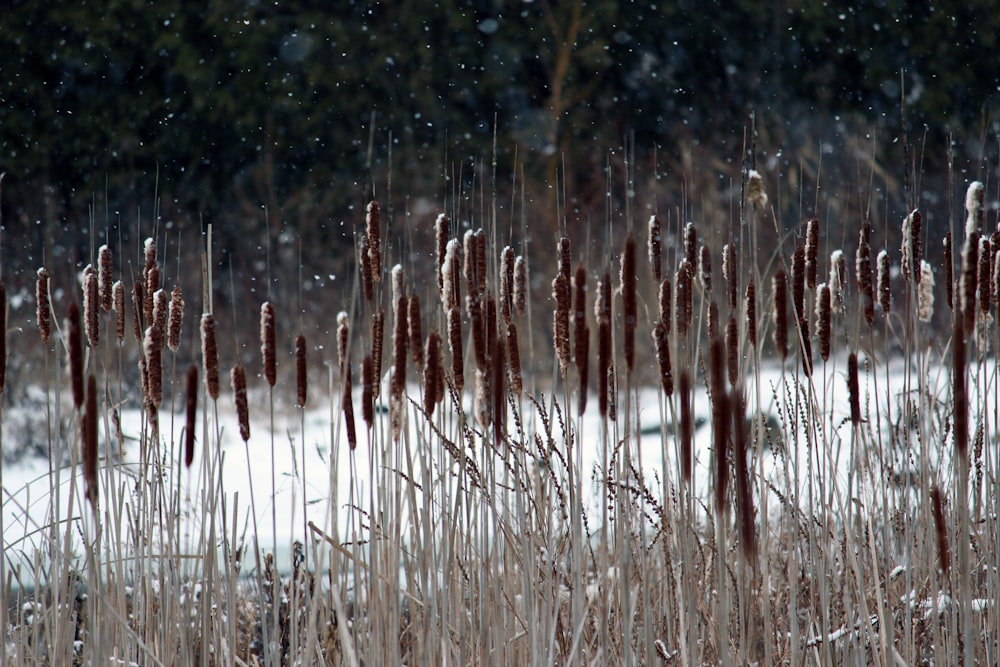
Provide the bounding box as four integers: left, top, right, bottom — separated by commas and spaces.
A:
2, 0, 999, 387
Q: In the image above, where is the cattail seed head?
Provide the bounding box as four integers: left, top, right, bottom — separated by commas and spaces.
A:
507, 322, 523, 397
371, 308, 385, 399
847, 352, 861, 425
152, 288, 168, 336
648, 214, 662, 283
84, 265, 99, 348
260, 302, 276, 387
805, 218, 819, 289
710, 337, 730, 514
746, 169, 768, 211
231, 364, 250, 442
366, 200, 382, 283
829, 250, 846, 314
436, 213, 450, 292
295, 334, 307, 408
683, 222, 698, 269
443, 238, 461, 312
98, 245, 113, 313
606, 364, 617, 422
965, 181, 985, 236
699, 244, 713, 293
424, 331, 444, 414
745, 280, 757, 348
573, 265, 588, 369
675, 261, 693, 338
37, 268, 52, 345
468, 293, 487, 371
732, 389, 756, 562
772, 270, 789, 360
659, 277, 672, 334
596, 271, 612, 418
184, 364, 198, 467
558, 237, 572, 282
391, 263, 405, 308
706, 299, 720, 342
552, 272, 571, 375
360, 234, 374, 304
83, 374, 99, 508
622, 233, 637, 372
144, 265, 159, 327
361, 355, 375, 428
68, 301, 84, 409
726, 315, 739, 385
930, 485, 950, 574
978, 237, 992, 314
447, 307, 464, 393
901, 209, 921, 283
463, 231, 477, 297
816, 284, 832, 362
392, 295, 408, 397
500, 245, 515, 324
166, 286, 184, 351
343, 364, 357, 450
791, 245, 806, 326
876, 250, 891, 315
144, 237, 157, 271
201, 313, 220, 400
722, 243, 738, 311
679, 371, 693, 483
144, 323, 163, 409
409, 294, 424, 369
856, 232, 875, 325
961, 232, 980, 333
337, 311, 350, 376
653, 322, 674, 396
992, 249, 1000, 309
953, 317, 968, 462
492, 335, 506, 444
917, 260, 935, 323
112, 280, 125, 342
514, 255, 528, 318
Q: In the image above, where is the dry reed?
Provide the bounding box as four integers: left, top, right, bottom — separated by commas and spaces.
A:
132, 281, 144, 342
944, 231, 954, 311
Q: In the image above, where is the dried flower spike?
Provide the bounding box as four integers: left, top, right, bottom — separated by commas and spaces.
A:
231, 365, 250, 442
514, 255, 528, 318
98, 244, 114, 313
84, 265, 99, 348
37, 268, 52, 345
805, 218, 819, 290
167, 286, 184, 352
917, 260, 935, 323
436, 213, 450, 292
260, 302, 276, 387
648, 214, 662, 283
68, 301, 84, 409
746, 169, 768, 211
366, 200, 382, 283
295, 334, 307, 408
185, 364, 198, 467
201, 313, 220, 401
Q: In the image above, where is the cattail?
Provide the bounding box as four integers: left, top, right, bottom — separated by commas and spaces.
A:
184, 364, 198, 467
443, 238, 461, 312
930, 485, 950, 574
475, 230, 487, 296
706, 300, 720, 342
683, 222, 698, 269
856, 234, 874, 325
144, 265, 159, 328
993, 249, 1000, 309
473, 367, 492, 429
876, 250, 891, 315
710, 337, 730, 514
0, 285, 5, 392
360, 234, 374, 304
944, 232, 954, 311
391, 263, 405, 308
84, 265, 99, 348
805, 218, 819, 289
558, 236, 572, 283
816, 284, 832, 362
679, 371, 692, 484
37, 268, 52, 345
965, 181, 985, 236
469, 293, 487, 371
791, 245, 806, 326
507, 322, 523, 396
436, 213, 450, 292
201, 313, 220, 400
231, 365, 250, 442
722, 243, 738, 311
409, 294, 424, 369
463, 231, 477, 297
366, 200, 382, 283
98, 245, 113, 313
745, 280, 757, 348
648, 214, 662, 282
773, 270, 788, 360
68, 302, 84, 409
726, 315, 739, 385
132, 281, 145, 343
447, 307, 464, 393
165, 286, 184, 351
595, 271, 612, 418
953, 317, 968, 462
847, 352, 861, 425
372, 308, 385, 399
260, 302, 276, 387
83, 374, 99, 508
392, 294, 408, 397
492, 335, 506, 446
901, 209, 921, 283
152, 288, 168, 335
746, 169, 768, 211
514, 255, 528, 318
361, 355, 375, 427
978, 237, 992, 314
829, 250, 846, 314
606, 364, 617, 422
622, 233, 637, 373
675, 261, 693, 338
573, 265, 589, 413
961, 232, 980, 333
553, 272, 571, 374
659, 277, 672, 334
698, 244, 712, 293
653, 322, 673, 396
486, 295, 498, 367
144, 237, 157, 272
138, 356, 149, 413
144, 323, 163, 409
295, 334, 307, 408
424, 331, 443, 415
500, 245, 515, 323
343, 364, 357, 450
112, 280, 125, 342
917, 260, 935, 323
732, 389, 756, 563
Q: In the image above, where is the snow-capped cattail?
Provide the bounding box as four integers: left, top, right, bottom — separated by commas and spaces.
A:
409, 295, 424, 369
901, 209, 921, 283
260, 302, 276, 387
98, 245, 113, 313
965, 181, 985, 236
361, 355, 375, 428
726, 315, 739, 386
659, 277, 672, 334
295, 334, 307, 408
112, 280, 125, 342
152, 288, 168, 336
84, 265, 99, 348
978, 237, 992, 314
392, 296, 408, 397
944, 232, 954, 311
514, 255, 528, 318
132, 281, 144, 343
68, 301, 84, 409
144, 323, 163, 409
360, 234, 374, 305
745, 280, 757, 348
424, 331, 443, 415
847, 352, 861, 425
371, 308, 384, 399
201, 313, 220, 401
648, 214, 662, 283
443, 239, 461, 313
930, 485, 950, 575
144, 237, 156, 272
231, 365, 250, 442
829, 250, 846, 314
500, 245, 515, 323
391, 263, 405, 308
167, 287, 184, 352
805, 218, 819, 289
622, 233, 637, 372
773, 270, 789, 360
816, 283, 832, 362
37, 268, 52, 345
552, 272, 571, 375
917, 260, 935, 323
366, 201, 382, 283
683, 222, 698, 269
184, 364, 198, 467
653, 322, 673, 396
877, 250, 891, 315
507, 322, 523, 397
746, 169, 768, 212
699, 244, 712, 293
447, 307, 464, 393
436, 213, 450, 292
722, 243, 738, 311
83, 374, 98, 507
144, 265, 158, 328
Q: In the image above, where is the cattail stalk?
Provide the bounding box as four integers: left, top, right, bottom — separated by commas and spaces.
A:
232, 365, 250, 442
944, 232, 954, 311
930, 485, 951, 574
392, 295, 409, 397
596, 272, 612, 418
185, 364, 198, 467
978, 237, 992, 314
448, 308, 464, 393
201, 313, 220, 400
132, 281, 145, 343
68, 302, 84, 409
507, 322, 523, 397
295, 334, 307, 408
710, 337, 730, 514
37, 268, 52, 345
722, 243, 738, 311
653, 322, 673, 396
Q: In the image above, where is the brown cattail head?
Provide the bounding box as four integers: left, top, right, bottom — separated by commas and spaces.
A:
184, 364, 198, 467
507, 321, 523, 397
392, 294, 409, 397
144, 323, 163, 409
424, 331, 444, 415
856, 232, 875, 325
901, 209, 922, 283
772, 270, 789, 360
447, 307, 464, 393
83, 374, 99, 508
500, 245, 515, 324
558, 236, 572, 282
829, 250, 846, 314
706, 299, 720, 342
409, 294, 424, 369
944, 232, 954, 311
492, 334, 506, 446
366, 200, 382, 283
746, 169, 768, 211
659, 277, 672, 334
336, 312, 350, 377
978, 237, 992, 314
961, 231, 980, 333
805, 218, 819, 289
132, 281, 144, 343
361, 355, 375, 428
84, 265, 99, 348
573, 265, 588, 369
993, 249, 1000, 310
710, 337, 730, 515
816, 284, 832, 362
683, 222, 698, 270
722, 243, 738, 312
469, 292, 487, 371
260, 302, 276, 387
165, 286, 184, 351
443, 238, 461, 312
371, 308, 385, 399
360, 234, 374, 305
144, 237, 157, 272
653, 321, 673, 396
475, 230, 487, 295
675, 260, 693, 338
698, 244, 713, 293
552, 272, 571, 375
152, 288, 168, 336
648, 214, 662, 283
144, 265, 159, 328
606, 364, 617, 422
68, 301, 84, 409
930, 485, 950, 574
514, 255, 528, 318
622, 232, 637, 372
112, 280, 125, 342
679, 371, 693, 484
953, 317, 968, 462
37, 268, 52, 345
965, 181, 985, 236
917, 260, 935, 323
731, 388, 756, 563
436, 213, 450, 292
295, 334, 307, 408
726, 315, 739, 385
463, 231, 477, 297
876, 250, 891, 315
745, 280, 757, 348
98, 245, 113, 313
231, 364, 250, 442
343, 364, 357, 450
391, 263, 405, 308
847, 351, 861, 425
201, 313, 220, 400
596, 271, 612, 418
791, 245, 806, 326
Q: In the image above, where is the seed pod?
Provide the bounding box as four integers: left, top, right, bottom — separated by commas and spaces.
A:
500, 245, 515, 324
360, 234, 374, 305
553, 272, 571, 375
152, 289, 168, 337
409, 294, 424, 369
201, 313, 220, 400
791, 245, 806, 326
917, 260, 935, 323
558, 237, 572, 284
816, 284, 832, 362
83, 374, 99, 508
746, 169, 768, 211
144, 323, 163, 409
448, 307, 464, 393
930, 485, 950, 574
847, 352, 861, 425
392, 295, 408, 397
876, 250, 891, 315
443, 238, 461, 312
978, 237, 991, 314
699, 244, 712, 293
144, 265, 158, 328
295, 334, 307, 408
341, 312, 355, 374
805, 218, 819, 290
232, 364, 250, 442
514, 255, 528, 318
965, 181, 985, 236
343, 364, 357, 450
424, 331, 443, 415
84, 265, 99, 348
436, 213, 450, 292
679, 371, 693, 484
683, 222, 698, 268
98, 245, 114, 313
829, 250, 846, 314
653, 322, 673, 396
167, 286, 184, 352
184, 364, 198, 467
366, 201, 382, 283
507, 321, 523, 397
648, 214, 662, 283
726, 315, 739, 386
260, 302, 276, 387
745, 281, 757, 348
710, 337, 730, 514
37, 268, 52, 345
361, 355, 375, 428
659, 277, 672, 334
773, 270, 788, 360
722, 243, 738, 312
371, 308, 385, 399
112, 280, 125, 342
